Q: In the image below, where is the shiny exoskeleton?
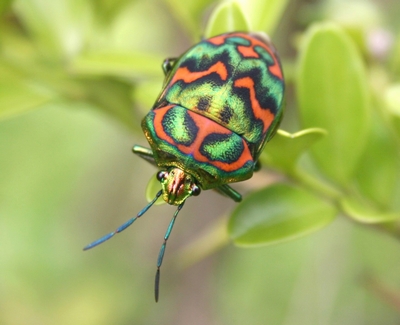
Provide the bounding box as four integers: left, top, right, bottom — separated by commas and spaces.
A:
84, 32, 285, 302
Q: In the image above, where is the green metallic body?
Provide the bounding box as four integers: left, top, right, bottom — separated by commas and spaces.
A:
85, 31, 285, 302
142, 32, 284, 194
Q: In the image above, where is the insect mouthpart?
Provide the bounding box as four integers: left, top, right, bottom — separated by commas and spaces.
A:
157, 168, 200, 205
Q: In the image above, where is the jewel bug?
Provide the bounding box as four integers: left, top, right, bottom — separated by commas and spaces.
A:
84, 32, 285, 301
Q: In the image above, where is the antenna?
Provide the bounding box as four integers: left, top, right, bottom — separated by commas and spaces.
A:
83, 190, 162, 250
83, 189, 186, 302
155, 201, 185, 302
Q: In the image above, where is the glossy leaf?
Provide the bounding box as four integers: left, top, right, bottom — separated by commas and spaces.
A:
236, 0, 289, 34
341, 197, 400, 224
260, 128, 327, 171
297, 22, 371, 186
204, 1, 249, 38
228, 183, 337, 246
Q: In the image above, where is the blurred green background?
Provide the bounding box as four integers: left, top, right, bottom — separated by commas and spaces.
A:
1, 0, 400, 324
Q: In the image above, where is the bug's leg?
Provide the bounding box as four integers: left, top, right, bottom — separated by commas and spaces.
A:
254, 160, 261, 172
162, 58, 177, 75
132, 145, 158, 167
215, 184, 242, 203
155, 201, 185, 302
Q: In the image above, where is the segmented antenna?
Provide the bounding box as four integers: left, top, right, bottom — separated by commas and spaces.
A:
83, 189, 186, 302
83, 190, 162, 250
154, 201, 185, 302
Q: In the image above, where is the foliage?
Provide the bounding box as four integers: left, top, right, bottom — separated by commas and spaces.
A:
1, 0, 400, 324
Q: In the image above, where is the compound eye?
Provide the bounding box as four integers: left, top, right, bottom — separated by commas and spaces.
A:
157, 171, 168, 182
191, 184, 201, 196
162, 58, 176, 74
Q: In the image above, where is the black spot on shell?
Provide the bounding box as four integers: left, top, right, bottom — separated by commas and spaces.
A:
219, 106, 233, 124
197, 97, 210, 111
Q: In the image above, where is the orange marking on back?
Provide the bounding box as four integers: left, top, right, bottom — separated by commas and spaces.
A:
234, 77, 275, 133
268, 64, 282, 79
153, 106, 253, 173
208, 35, 228, 45
206, 33, 283, 79
230, 33, 283, 80
170, 61, 228, 85
237, 45, 259, 58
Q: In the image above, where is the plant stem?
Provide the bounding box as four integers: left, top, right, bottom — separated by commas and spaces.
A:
288, 167, 400, 241
288, 167, 343, 201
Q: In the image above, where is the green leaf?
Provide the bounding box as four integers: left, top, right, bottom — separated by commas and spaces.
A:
164, 0, 216, 40
204, 1, 249, 38
0, 63, 55, 120
236, 0, 289, 34
218, 218, 400, 325
341, 197, 400, 224
132, 79, 163, 116
75, 77, 139, 133
13, 0, 93, 59
89, 0, 132, 23
297, 22, 371, 186
70, 52, 164, 79
95, 0, 180, 54
0, 0, 12, 15
321, 0, 381, 55
390, 31, 400, 76
260, 128, 327, 171
354, 113, 400, 208
385, 83, 400, 139
228, 183, 337, 246
145, 173, 165, 206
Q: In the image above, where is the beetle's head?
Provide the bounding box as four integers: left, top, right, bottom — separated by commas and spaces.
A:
156, 168, 201, 205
